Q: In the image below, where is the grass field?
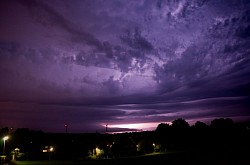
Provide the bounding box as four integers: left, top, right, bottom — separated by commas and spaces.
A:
10, 151, 250, 165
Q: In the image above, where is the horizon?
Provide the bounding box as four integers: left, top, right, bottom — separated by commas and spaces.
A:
2, 117, 250, 134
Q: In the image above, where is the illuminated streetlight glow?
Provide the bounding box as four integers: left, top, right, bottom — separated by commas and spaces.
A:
49, 147, 54, 152
3, 136, 9, 141
3, 136, 9, 155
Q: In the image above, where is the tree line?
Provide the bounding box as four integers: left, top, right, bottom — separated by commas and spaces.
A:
0, 118, 250, 161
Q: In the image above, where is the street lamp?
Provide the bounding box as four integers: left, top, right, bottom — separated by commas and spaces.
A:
48, 146, 54, 160
3, 136, 9, 155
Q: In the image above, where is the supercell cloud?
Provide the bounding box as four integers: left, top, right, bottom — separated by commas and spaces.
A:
0, 0, 250, 133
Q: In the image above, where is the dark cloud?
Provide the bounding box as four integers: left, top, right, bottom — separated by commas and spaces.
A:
17, 0, 104, 50
102, 76, 122, 94
120, 27, 154, 52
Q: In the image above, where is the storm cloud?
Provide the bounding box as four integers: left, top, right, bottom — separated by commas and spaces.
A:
0, 0, 250, 133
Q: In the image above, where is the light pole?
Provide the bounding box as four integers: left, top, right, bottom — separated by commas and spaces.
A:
64, 124, 68, 133
3, 136, 9, 155
48, 146, 54, 160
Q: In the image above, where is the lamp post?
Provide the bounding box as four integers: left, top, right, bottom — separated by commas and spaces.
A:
3, 136, 9, 155
64, 124, 68, 133
48, 146, 54, 160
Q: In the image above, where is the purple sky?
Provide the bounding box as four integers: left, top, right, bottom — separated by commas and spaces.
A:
0, 0, 250, 133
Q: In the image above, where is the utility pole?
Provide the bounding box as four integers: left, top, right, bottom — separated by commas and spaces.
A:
64, 124, 68, 133
105, 124, 108, 133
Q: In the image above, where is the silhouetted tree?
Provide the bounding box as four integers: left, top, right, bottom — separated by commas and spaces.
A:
111, 135, 137, 157
137, 137, 154, 154
210, 118, 234, 130
170, 118, 190, 149
155, 123, 170, 133
193, 121, 208, 130
171, 118, 190, 130
191, 121, 210, 152
12, 128, 45, 160
0, 127, 9, 136
155, 123, 171, 151
209, 118, 237, 157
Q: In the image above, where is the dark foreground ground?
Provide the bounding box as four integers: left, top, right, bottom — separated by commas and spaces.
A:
10, 150, 250, 165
